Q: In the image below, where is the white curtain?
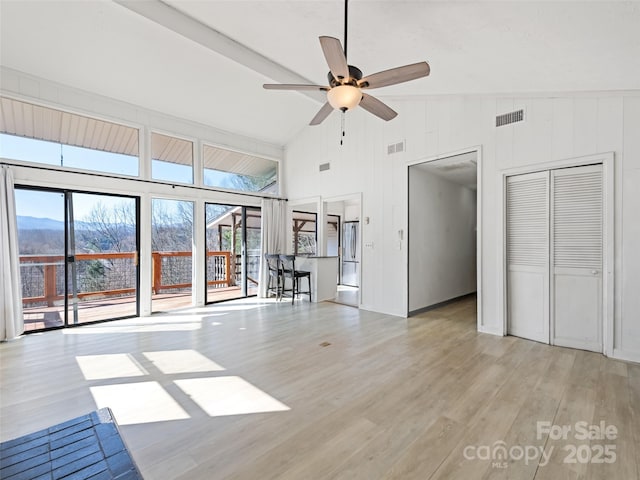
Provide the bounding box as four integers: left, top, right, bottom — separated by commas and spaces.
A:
1, 166, 24, 340
258, 198, 287, 297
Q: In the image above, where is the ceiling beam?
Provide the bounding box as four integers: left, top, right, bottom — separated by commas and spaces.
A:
114, 0, 325, 103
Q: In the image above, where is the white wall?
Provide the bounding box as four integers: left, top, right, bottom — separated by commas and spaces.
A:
283, 91, 640, 363
409, 168, 476, 312
344, 204, 360, 222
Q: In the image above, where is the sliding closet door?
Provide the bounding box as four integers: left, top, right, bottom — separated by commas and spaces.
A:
506, 171, 550, 343
551, 165, 603, 352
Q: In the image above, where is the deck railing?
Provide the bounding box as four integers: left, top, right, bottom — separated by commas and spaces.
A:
19, 251, 232, 306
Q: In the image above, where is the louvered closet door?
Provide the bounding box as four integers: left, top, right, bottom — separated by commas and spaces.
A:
551, 164, 603, 352
506, 171, 550, 344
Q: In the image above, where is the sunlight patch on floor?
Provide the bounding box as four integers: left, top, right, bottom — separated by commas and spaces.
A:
90, 381, 190, 425
174, 376, 290, 417
76, 353, 148, 380
194, 303, 267, 315
143, 349, 225, 374
63, 314, 206, 334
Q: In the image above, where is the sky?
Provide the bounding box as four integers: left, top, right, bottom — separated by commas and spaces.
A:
14, 189, 135, 222
1, 133, 239, 221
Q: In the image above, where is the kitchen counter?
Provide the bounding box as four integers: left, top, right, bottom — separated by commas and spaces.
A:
294, 256, 338, 302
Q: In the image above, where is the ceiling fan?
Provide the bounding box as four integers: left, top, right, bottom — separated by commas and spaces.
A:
263, 0, 430, 126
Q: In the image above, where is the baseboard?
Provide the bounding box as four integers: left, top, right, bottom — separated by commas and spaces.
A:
408, 292, 476, 317
478, 325, 504, 337
612, 348, 640, 364
359, 304, 405, 318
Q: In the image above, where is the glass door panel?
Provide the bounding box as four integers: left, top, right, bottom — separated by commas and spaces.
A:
15, 188, 139, 330
205, 204, 241, 303
245, 207, 261, 297
151, 199, 194, 312
15, 189, 66, 332
67, 193, 138, 324
205, 204, 261, 303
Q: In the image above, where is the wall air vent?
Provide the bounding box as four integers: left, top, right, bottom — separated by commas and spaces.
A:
387, 141, 405, 155
496, 109, 525, 127
319, 162, 330, 172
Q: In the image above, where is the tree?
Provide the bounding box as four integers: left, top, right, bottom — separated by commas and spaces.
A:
76, 200, 137, 293
78, 201, 136, 253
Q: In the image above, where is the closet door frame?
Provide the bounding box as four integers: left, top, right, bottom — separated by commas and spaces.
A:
499, 152, 614, 356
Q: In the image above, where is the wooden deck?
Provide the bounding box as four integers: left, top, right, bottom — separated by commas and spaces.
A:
23, 286, 258, 332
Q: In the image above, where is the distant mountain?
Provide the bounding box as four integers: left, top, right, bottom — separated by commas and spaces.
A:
17, 216, 64, 230
17, 216, 101, 231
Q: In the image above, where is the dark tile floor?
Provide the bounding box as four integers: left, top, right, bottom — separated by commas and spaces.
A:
0, 408, 142, 480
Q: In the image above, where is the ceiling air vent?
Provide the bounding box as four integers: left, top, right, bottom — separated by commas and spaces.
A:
319, 162, 330, 172
496, 109, 525, 127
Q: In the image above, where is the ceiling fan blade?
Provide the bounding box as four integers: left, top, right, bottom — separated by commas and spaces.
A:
309, 102, 334, 126
319, 36, 349, 82
359, 62, 430, 89
360, 93, 397, 121
263, 84, 329, 91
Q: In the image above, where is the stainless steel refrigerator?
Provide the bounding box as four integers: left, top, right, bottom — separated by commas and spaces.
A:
341, 221, 360, 287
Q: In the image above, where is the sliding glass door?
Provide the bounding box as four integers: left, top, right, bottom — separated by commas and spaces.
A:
15, 187, 139, 331
205, 203, 261, 303
151, 199, 194, 313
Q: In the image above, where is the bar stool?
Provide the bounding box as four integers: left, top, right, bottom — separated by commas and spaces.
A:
279, 255, 311, 304
264, 254, 282, 300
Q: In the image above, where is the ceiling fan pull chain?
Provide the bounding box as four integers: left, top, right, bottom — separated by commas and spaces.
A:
340, 111, 346, 145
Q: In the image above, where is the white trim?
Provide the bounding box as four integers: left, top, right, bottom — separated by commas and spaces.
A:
200, 139, 282, 165
500, 152, 608, 176
603, 153, 615, 357
476, 147, 483, 331
478, 325, 503, 336
139, 195, 152, 317
149, 129, 197, 186
406, 145, 482, 168
139, 125, 150, 181
405, 146, 482, 327
499, 152, 615, 356
193, 199, 205, 308
3, 160, 265, 206
501, 164, 508, 335
612, 348, 640, 365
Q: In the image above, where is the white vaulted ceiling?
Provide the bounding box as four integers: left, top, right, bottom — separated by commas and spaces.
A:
1, 1, 639, 147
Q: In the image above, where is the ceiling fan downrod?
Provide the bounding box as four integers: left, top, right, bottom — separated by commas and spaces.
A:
344, 0, 349, 59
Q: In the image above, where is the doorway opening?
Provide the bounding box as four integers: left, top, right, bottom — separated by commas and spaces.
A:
408, 150, 479, 322
205, 203, 261, 303
327, 197, 361, 307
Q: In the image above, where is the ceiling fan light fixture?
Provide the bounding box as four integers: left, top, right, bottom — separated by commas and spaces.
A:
327, 85, 362, 111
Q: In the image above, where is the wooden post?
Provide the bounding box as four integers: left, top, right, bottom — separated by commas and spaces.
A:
44, 263, 57, 307
152, 252, 162, 294
231, 214, 238, 286
224, 252, 231, 287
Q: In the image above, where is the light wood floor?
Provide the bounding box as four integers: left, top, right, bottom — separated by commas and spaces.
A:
1, 296, 639, 479
22, 286, 257, 332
